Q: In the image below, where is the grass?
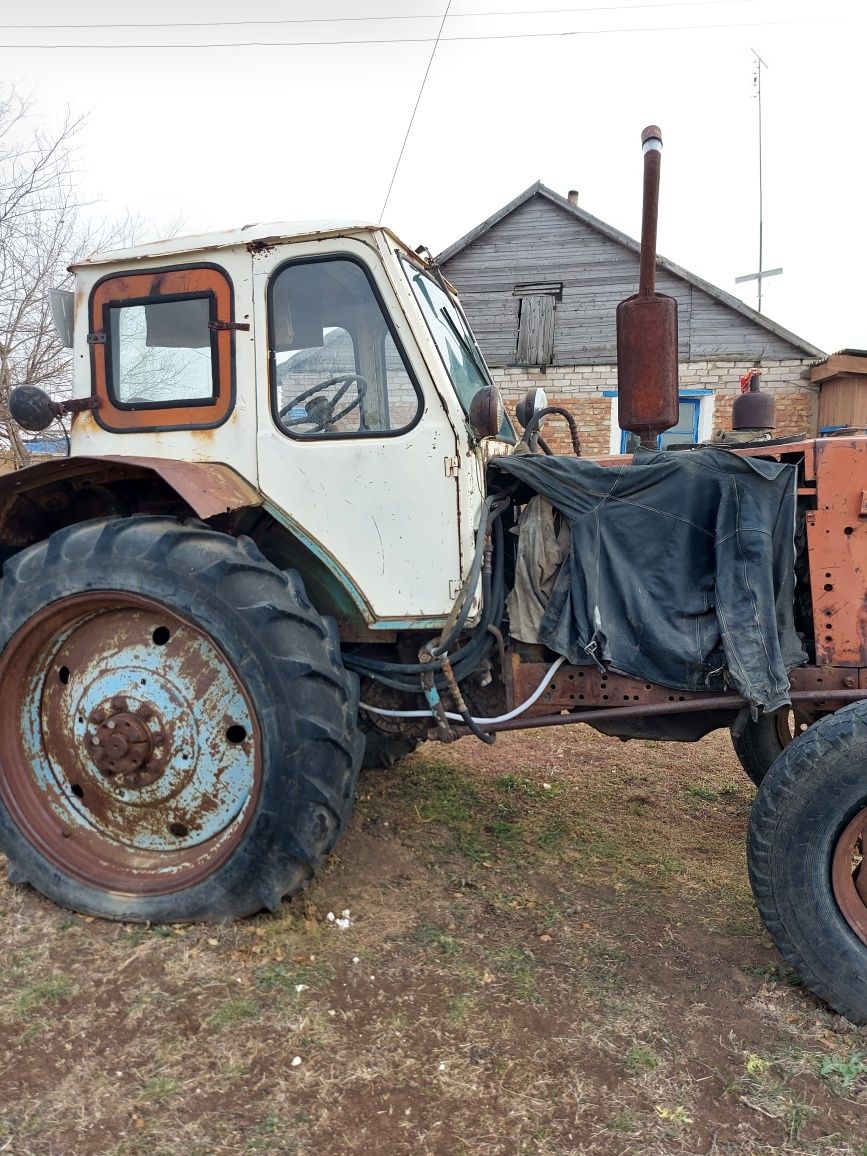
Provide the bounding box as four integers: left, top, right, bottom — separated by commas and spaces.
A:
0, 727, 866, 1154
624, 1043, 659, 1074
15, 973, 72, 1016
208, 995, 262, 1028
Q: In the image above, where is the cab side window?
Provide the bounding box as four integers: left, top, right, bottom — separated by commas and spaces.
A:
89, 264, 236, 433
269, 257, 421, 439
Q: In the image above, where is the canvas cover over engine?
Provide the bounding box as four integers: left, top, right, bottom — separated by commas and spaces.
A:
493, 447, 807, 713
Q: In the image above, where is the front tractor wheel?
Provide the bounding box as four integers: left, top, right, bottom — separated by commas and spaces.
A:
731, 708, 814, 787
0, 517, 362, 922
748, 701, 867, 1022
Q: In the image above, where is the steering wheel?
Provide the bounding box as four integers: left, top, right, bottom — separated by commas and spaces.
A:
278, 374, 369, 434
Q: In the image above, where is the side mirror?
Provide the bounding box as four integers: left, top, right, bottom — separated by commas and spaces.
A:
49, 289, 74, 349
468, 384, 504, 440
515, 386, 548, 430
8, 385, 59, 433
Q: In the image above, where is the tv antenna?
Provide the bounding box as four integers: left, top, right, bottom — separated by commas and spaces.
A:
735, 49, 782, 313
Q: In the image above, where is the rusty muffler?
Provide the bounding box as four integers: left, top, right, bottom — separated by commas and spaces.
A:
616, 125, 679, 449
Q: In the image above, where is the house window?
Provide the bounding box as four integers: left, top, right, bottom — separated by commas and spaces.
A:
514, 282, 562, 367
607, 392, 714, 454
620, 398, 701, 452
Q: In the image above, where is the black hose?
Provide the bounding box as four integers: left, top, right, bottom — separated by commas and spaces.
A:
458, 706, 496, 744
430, 495, 497, 658
521, 406, 582, 457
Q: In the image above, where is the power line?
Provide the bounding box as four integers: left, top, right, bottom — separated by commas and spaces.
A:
0, 0, 763, 31
0, 14, 842, 49
380, 1, 453, 224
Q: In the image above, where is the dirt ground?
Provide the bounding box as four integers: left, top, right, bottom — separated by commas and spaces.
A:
1, 725, 867, 1156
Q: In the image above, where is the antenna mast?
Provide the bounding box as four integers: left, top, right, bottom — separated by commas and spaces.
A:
735, 49, 781, 312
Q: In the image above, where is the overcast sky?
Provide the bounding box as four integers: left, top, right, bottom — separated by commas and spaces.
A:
2, 0, 864, 353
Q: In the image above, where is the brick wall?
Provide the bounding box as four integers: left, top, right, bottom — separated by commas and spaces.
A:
490, 358, 818, 455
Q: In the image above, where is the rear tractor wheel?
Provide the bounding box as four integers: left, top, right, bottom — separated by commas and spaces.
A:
748, 701, 867, 1022
0, 516, 363, 922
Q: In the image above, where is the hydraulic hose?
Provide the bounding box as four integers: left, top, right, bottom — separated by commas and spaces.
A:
521, 406, 582, 457
431, 494, 500, 658
359, 656, 567, 726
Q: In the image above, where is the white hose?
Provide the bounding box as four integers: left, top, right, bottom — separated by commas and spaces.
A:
359, 656, 567, 726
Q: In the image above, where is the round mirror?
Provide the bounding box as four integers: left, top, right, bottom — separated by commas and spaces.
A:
515, 386, 548, 430
8, 385, 58, 433
468, 384, 504, 440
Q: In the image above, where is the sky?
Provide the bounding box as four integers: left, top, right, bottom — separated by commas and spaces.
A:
2, 0, 865, 354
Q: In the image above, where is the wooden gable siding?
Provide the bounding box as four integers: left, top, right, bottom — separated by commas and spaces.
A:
441, 195, 805, 366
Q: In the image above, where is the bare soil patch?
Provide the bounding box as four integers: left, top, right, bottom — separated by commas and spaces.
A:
2, 726, 867, 1155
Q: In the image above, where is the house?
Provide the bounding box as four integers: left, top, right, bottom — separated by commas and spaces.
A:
437, 183, 824, 455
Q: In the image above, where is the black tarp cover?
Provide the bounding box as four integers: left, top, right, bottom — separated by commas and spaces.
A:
492, 446, 807, 713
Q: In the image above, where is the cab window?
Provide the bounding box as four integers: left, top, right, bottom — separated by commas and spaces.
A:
107, 296, 217, 407
269, 257, 422, 439
88, 264, 236, 432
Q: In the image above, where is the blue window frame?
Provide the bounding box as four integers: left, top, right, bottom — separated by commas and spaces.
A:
620, 397, 701, 453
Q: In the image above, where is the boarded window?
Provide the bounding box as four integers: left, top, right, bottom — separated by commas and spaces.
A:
514, 282, 562, 367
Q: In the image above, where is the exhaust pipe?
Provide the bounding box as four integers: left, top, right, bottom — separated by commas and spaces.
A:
615, 125, 679, 450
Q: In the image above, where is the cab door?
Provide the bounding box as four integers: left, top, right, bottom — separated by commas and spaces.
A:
253, 236, 464, 626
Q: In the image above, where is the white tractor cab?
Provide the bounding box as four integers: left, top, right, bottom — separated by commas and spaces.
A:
66, 221, 513, 632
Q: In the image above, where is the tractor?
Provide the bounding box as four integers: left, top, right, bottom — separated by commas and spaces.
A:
3, 128, 867, 1024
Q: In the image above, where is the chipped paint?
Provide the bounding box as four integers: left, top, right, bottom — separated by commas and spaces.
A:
0, 593, 261, 895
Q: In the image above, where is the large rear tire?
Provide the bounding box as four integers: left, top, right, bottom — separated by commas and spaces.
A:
0, 516, 363, 923
748, 702, 867, 1022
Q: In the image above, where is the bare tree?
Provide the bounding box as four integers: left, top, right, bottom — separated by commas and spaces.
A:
0, 86, 134, 466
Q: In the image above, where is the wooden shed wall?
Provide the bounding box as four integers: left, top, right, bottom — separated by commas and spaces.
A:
441, 196, 807, 366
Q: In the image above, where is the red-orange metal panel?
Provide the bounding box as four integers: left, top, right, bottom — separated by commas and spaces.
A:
807, 438, 867, 666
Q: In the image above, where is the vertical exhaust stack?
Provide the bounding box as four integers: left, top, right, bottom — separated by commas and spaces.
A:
616, 125, 679, 450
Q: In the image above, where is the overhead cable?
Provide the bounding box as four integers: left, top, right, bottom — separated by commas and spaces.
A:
0, 0, 763, 31
0, 14, 841, 49
379, 1, 452, 223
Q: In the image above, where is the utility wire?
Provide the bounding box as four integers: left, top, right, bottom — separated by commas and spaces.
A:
0, 0, 762, 30
0, 14, 841, 49
379, 1, 452, 224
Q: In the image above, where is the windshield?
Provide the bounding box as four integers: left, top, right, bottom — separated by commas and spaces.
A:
402, 259, 492, 410
403, 258, 514, 443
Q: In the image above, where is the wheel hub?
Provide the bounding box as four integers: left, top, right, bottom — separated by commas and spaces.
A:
87, 698, 166, 788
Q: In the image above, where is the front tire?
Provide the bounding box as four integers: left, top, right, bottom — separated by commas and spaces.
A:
732, 709, 813, 787
748, 702, 867, 1022
0, 516, 363, 922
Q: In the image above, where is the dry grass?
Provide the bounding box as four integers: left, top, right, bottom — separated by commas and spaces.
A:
1, 726, 867, 1155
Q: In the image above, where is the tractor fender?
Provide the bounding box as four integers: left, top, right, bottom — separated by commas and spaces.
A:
0, 455, 262, 552
0, 456, 375, 639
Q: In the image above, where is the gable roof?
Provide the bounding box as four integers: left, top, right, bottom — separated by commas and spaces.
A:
437, 182, 824, 360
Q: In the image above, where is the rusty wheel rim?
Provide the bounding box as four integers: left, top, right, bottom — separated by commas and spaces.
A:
0, 593, 262, 896
775, 709, 812, 749
832, 807, 867, 947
